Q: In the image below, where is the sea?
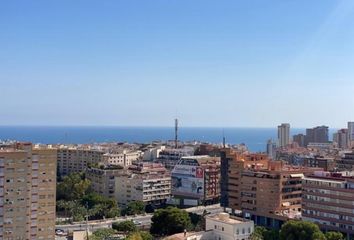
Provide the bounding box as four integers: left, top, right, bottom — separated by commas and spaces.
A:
0, 126, 336, 152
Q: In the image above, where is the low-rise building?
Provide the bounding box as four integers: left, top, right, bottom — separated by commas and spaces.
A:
115, 162, 171, 208
302, 171, 354, 238
303, 156, 335, 171
164, 213, 254, 240
155, 147, 195, 170
336, 152, 354, 171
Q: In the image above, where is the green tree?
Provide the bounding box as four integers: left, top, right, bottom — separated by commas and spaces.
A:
90, 228, 116, 240
250, 226, 279, 240
264, 229, 280, 240
125, 201, 145, 215
325, 232, 344, 240
189, 212, 205, 231
279, 220, 325, 240
139, 231, 154, 240
112, 220, 137, 234
57, 173, 91, 201
150, 207, 192, 236
82, 193, 120, 219
250, 226, 267, 240
126, 232, 143, 240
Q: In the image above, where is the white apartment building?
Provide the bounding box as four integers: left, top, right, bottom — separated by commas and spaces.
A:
115, 163, 171, 208
103, 150, 141, 166
165, 213, 254, 240
205, 213, 254, 240
86, 166, 125, 198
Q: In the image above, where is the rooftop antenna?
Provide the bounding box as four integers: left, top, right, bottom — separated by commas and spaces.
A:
222, 129, 226, 148
175, 118, 178, 149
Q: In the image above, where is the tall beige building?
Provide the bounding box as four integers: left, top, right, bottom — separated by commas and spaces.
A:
278, 123, 290, 147
0, 143, 57, 240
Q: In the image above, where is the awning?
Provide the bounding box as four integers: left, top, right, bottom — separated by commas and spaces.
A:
290, 173, 304, 178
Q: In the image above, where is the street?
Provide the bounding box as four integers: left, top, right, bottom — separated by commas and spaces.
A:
56, 204, 223, 233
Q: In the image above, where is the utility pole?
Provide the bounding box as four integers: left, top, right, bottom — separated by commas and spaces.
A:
85, 202, 89, 240
175, 118, 178, 149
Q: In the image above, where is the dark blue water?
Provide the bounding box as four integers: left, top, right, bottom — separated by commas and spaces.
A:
0, 126, 335, 152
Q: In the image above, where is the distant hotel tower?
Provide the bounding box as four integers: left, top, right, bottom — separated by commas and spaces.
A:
277, 123, 290, 147
348, 122, 354, 147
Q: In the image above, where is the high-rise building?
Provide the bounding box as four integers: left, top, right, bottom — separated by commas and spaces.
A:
333, 129, 349, 149
302, 171, 354, 238
0, 143, 57, 240
220, 148, 318, 229
305, 126, 329, 146
277, 123, 290, 147
293, 134, 305, 147
348, 122, 354, 147
266, 139, 276, 160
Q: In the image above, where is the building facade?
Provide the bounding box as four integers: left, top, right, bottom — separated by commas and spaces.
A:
115, 163, 171, 208
86, 166, 125, 199
0, 143, 57, 240
333, 129, 349, 149
303, 156, 335, 172
266, 139, 277, 160
348, 122, 354, 147
293, 134, 305, 148
154, 148, 194, 170
57, 147, 104, 176
302, 171, 354, 238
220, 149, 317, 229
305, 126, 329, 146
278, 123, 290, 147
205, 213, 254, 240
165, 213, 254, 240
102, 151, 141, 167
336, 152, 354, 171
171, 156, 221, 206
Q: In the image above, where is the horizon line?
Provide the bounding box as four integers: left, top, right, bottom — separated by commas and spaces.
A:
0, 124, 341, 129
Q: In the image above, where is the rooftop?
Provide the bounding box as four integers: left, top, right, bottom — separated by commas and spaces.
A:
206, 213, 251, 224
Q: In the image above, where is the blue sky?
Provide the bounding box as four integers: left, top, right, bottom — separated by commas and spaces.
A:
1, 0, 354, 128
